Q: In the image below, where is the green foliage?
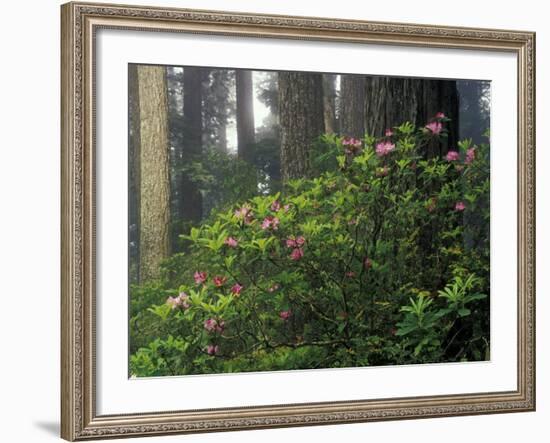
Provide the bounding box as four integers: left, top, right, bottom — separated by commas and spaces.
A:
130, 120, 490, 376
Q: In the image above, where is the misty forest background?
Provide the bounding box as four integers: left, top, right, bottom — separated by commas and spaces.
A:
128, 65, 491, 375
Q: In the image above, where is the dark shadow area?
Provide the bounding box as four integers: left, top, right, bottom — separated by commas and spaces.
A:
33, 420, 59, 436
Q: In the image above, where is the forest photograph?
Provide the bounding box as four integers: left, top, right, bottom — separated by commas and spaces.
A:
128, 63, 491, 377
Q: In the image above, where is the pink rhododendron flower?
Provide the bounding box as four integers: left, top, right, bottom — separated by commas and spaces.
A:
213, 276, 227, 287
286, 236, 305, 248
425, 121, 443, 135
375, 140, 395, 157
342, 137, 362, 155
194, 271, 207, 285
234, 205, 253, 224
385, 128, 394, 137
224, 236, 238, 248
270, 200, 281, 211
230, 283, 243, 296
435, 112, 446, 119
206, 344, 219, 355
279, 310, 292, 321
465, 147, 476, 164
204, 318, 225, 334
261, 216, 280, 230
166, 295, 179, 309
455, 201, 466, 211
445, 150, 460, 162
290, 248, 304, 261
363, 257, 373, 270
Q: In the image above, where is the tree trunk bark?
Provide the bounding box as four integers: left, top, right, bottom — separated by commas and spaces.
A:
278, 72, 325, 182
136, 65, 171, 281
236, 70, 255, 162
340, 75, 366, 138
179, 67, 204, 228
364, 77, 459, 157
322, 74, 337, 134
128, 64, 141, 283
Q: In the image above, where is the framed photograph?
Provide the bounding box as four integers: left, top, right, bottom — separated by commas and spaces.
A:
61, 1, 536, 440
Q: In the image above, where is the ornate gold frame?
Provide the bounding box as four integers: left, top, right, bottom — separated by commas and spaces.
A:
61, 2, 536, 440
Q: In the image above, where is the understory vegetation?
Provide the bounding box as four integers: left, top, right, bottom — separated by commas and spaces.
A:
129, 118, 490, 377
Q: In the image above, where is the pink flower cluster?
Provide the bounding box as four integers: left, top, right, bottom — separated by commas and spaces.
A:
261, 215, 280, 230
194, 271, 207, 285
270, 200, 281, 212
465, 147, 476, 164
286, 236, 305, 261
375, 140, 395, 157
425, 121, 443, 135
342, 137, 362, 155
213, 276, 227, 287
286, 236, 305, 248
455, 201, 466, 212
385, 128, 394, 137
234, 205, 253, 224
279, 310, 292, 321
231, 283, 243, 296
224, 236, 238, 248
166, 292, 190, 310
445, 150, 460, 162
206, 344, 219, 356
204, 318, 225, 334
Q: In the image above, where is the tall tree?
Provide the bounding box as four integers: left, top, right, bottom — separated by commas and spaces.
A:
322, 74, 337, 134
278, 72, 325, 182
136, 65, 171, 281
178, 67, 204, 230
340, 75, 366, 138
128, 64, 141, 283
236, 70, 255, 162
364, 77, 459, 157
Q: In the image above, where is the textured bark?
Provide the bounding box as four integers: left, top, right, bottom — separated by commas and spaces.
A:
322, 74, 337, 134
136, 65, 171, 281
128, 65, 141, 282
340, 75, 366, 138
236, 70, 255, 162
364, 77, 459, 157
278, 72, 325, 182
179, 67, 203, 226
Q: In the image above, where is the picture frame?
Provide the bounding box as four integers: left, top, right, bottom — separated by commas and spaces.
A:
61, 1, 536, 440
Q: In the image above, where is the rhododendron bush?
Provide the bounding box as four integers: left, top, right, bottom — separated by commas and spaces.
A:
130, 120, 490, 376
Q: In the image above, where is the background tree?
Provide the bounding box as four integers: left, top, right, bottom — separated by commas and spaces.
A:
136, 65, 171, 281
177, 67, 204, 241
322, 74, 337, 134
236, 70, 256, 162
340, 75, 366, 138
364, 77, 459, 157
278, 72, 325, 181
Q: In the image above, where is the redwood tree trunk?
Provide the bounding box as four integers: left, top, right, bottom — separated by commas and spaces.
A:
236, 70, 255, 162
278, 72, 325, 182
322, 74, 337, 134
364, 77, 459, 157
340, 75, 366, 138
179, 67, 203, 228
136, 65, 171, 281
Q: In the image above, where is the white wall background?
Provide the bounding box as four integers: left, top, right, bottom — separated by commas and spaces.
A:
0, 0, 546, 442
